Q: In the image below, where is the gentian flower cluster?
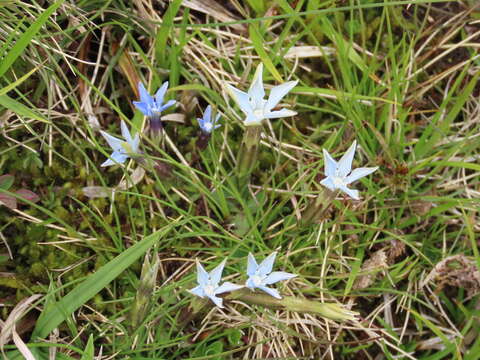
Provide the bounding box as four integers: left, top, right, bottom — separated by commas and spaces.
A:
96, 62, 379, 320
189, 252, 296, 308
99, 82, 222, 166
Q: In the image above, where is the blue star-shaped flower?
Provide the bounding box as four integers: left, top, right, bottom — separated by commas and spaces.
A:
320, 140, 378, 200
226, 63, 298, 126
133, 82, 176, 118
189, 259, 243, 308
245, 252, 296, 299
197, 105, 221, 134
100, 120, 140, 167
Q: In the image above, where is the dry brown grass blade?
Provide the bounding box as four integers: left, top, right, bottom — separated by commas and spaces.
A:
0, 294, 41, 358
110, 40, 141, 98
182, 0, 246, 33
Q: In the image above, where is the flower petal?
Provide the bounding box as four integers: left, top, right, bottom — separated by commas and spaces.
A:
320, 176, 336, 191
209, 295, 224, 308
138, 82, 154, 108
101, 151, 128, 167
196, 259, 210, 286
322, 149, 338, 177
215, 281, 243, 295
226, 84, 252, 115
160, 99, 176, 112
338, 184, 360, 200
263, 271, 296, 285
247, 253, 258, 277
248, 63, 265, 107
245, 277, 256, 289
155, 81, 169, 106
345, 166, 378, 185
337, 141, 357, 177
243, 112, 262, 126
203, 105, 212, 123
263, 109, 297, 119
265, 80, 298, 112
100, 131, 124, 152
257, 252, 277, 277
209, 259, 227, 285
130, 134, 141, 153
120, 121, 132, 144
188, 285, 205, 298
100, 158, 116, 167
258, 285, 281, 299
133, 101, 152, 117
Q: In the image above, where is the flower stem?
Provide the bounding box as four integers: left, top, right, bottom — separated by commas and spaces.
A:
196, 131, 211, 151
299, 188, 337, 227
228, 289, 357, 321
236, 125, 262, 189
128, 250, 159, 331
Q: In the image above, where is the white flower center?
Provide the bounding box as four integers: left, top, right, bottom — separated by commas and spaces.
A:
120, 142, 131, 154
204, 122, 213, 132
332, 176, 346, 187
204, 284, 216, 297
251, 274, 264, 287
253, 109, 264, 120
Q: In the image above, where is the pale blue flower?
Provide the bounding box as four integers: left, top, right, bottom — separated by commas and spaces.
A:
245, 252, 296, 299
133, 82, 176, 118
189, 259, 243, 308
320, 140, 378, 200
197, 105, 221, 134
226, 63, 298, 126
100, 121, 140, 167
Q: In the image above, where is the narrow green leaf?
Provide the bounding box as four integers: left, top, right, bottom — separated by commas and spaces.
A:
318, 16, 369, 73
80, 335, 94, 360
295, 85, 395, 104
413, 69, 479, 159
0, 94, 50, 123
31, 225, 176, 339
0, 0, 65, 78
0, 66, 38, 96
0, 174, 14, 190
249, 24, 283, 82
244, 0, 265, 15
344, 245, 365, 295
155, 0, 183, 68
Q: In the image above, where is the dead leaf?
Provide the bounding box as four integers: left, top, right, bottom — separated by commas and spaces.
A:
0, 193, 16, 209
421, 255, 480, 298
15, 189, 40, 204
284, 46, 336, 59
0, 294, 41, 357
117, 167, 145, 191
182, 0, 246, 32
353, 249, 388, 290
162, 113, 186, 123
82, 186, 114, 199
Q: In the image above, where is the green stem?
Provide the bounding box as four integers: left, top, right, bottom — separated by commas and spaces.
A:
228, 289, 357, 321
128, 250, 159, 331
299, 188, 338, 227
179, 289, 357, 329
236, 125, 262, 189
